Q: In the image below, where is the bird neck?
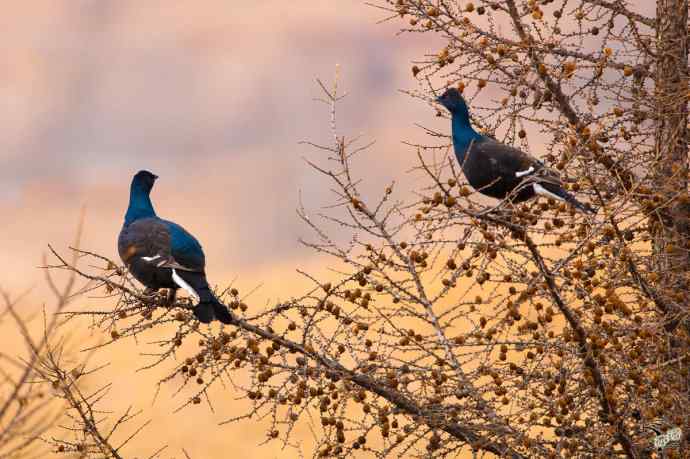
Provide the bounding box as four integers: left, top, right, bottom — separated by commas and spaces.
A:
451, 110, 480, 161
124, 185, 156, 225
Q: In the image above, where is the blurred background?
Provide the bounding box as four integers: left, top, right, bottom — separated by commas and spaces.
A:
0, 1, 440, 457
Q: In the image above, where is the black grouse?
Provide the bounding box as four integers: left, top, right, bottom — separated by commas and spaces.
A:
436, 88, 594, 214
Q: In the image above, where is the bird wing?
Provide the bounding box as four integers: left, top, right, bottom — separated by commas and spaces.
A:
162, 219, 206, 272
118, 217, 205, 272
471, 138, 562, 187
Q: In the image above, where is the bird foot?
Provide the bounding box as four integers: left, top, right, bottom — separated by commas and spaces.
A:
475, 205, 513, 220
165, 289, 177, 306
142, 287, 159, 299
142, 288, 174, 306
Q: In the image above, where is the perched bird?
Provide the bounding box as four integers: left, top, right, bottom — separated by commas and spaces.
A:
118, 170, 234, 324
436, 88, 594, 214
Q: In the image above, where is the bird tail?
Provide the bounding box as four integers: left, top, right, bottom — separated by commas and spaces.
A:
176, 271, 234, 324
195, 288, 235, 324
538, 182, 596, 214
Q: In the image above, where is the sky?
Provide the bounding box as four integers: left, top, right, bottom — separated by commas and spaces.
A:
0, 1, 442, 457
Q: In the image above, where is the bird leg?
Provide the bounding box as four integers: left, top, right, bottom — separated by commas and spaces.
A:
142, 287, 164, 305
165, 289, 177, 306
476, 206, 517, 224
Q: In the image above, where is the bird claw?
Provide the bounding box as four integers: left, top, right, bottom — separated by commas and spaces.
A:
142, 287, 160, 299
474, 205, 512, 220
165, 289, 177, 306
474, 207, 497, 217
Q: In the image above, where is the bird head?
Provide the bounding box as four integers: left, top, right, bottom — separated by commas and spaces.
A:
131, 170, 158, 194
436, 88, 468, 114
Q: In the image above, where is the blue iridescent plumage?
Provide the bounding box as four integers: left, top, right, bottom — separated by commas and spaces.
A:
118, 170, 233, 324
124, 176, 156, 226
449, 96, 482, 165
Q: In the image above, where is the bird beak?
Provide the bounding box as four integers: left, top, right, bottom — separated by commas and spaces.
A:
153, 174, 159, 180
435, 95, 444, 104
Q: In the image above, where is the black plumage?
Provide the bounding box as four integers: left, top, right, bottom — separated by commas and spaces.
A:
436, 88, 594, 213
118, 170, 234, 324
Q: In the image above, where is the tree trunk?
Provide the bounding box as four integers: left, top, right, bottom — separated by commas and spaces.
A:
653, 0, 690, 304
